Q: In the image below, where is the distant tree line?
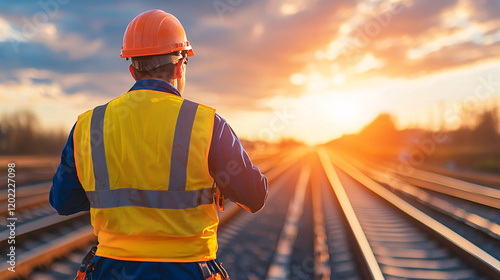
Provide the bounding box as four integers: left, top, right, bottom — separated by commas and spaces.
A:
447, 108, 499, 146
329, 105, 500, 172
0, 111, 67, 155
332, 106, 500, 148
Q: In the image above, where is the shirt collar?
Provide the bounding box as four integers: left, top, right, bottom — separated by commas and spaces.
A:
128, 79, 182, 97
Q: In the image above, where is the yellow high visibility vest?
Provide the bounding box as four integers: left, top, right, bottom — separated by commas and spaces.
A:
73, 89, 217, 262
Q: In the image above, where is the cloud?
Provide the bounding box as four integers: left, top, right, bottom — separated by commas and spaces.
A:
469, 0, 500, 23
33, 24, 103, 59
372, 0, 459, 38
187, 0, 356, 106
355, 53, 384, 73
1, 68, 131, 104
2, 0, 500, 134
0, 16, 28, 44
1, 0, 358, 111
0, 68, 91, 127
293, 0, 500, 84
2, 17, 104, 59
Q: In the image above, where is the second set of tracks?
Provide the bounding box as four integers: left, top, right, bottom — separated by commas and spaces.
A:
1, 147, 500, 279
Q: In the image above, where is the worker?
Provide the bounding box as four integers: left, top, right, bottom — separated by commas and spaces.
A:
50, 9, 268, 279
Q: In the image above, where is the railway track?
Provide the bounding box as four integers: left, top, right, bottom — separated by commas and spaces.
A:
344, 155, 500, 245
1, 147, 499, 279
0, 156, 59, 189
321, 150, 500, 279
218, 149, 500, 280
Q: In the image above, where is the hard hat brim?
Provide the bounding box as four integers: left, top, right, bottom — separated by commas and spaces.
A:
121, 43, 194, 58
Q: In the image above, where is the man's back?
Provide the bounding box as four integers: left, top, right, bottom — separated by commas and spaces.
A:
51, 79, 268, 278
73, 85, 219, 261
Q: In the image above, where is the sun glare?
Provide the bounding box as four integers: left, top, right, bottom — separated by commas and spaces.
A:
277, 89, 376, 144
318, 92, 367, 126
280, 3, 299, 15
332, 74, 346, 86
325, 97, 359, 121
290, 73, 306, 85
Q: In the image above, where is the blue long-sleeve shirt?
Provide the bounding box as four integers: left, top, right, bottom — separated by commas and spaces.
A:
50, 79, 268, 215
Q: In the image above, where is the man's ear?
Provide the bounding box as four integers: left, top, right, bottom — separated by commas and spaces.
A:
173, 60, 184, 79
129, 64, 136, 80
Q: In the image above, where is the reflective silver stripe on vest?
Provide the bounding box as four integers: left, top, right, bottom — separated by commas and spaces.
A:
169, 99, 199, 191
86, 188, 214, 209
90, 103, 110, 191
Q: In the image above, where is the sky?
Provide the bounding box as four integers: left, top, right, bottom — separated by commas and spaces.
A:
1, 0, 500, 145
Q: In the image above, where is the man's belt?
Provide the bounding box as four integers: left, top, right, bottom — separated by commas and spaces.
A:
197, 260, 229, 280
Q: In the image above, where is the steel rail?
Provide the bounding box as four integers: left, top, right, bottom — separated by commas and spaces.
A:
412, 163, 500, 188
0, 181, 51, 203
396, 171, 500, 209
0, 226, 96, 279
330, 151, 500, 279
218, 148, 307, 225
251, 150, 297, 175
311, 158, 330, 280
0, 194, 51, 217
357, 157, 500, 209
345, 156, 500, 239
0, 169, 55, 189
318, 148, 385, 280
0, 212, 88, 248
266, 161, 311, 280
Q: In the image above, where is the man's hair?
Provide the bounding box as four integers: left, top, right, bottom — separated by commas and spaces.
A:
131, 51, 181, 81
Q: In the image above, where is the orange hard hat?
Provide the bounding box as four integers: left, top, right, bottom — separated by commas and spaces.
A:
120, 9, 194, 58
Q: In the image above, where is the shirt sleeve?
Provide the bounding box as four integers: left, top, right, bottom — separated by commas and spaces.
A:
49, 124, 90, 215
208, 114, 268, 213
